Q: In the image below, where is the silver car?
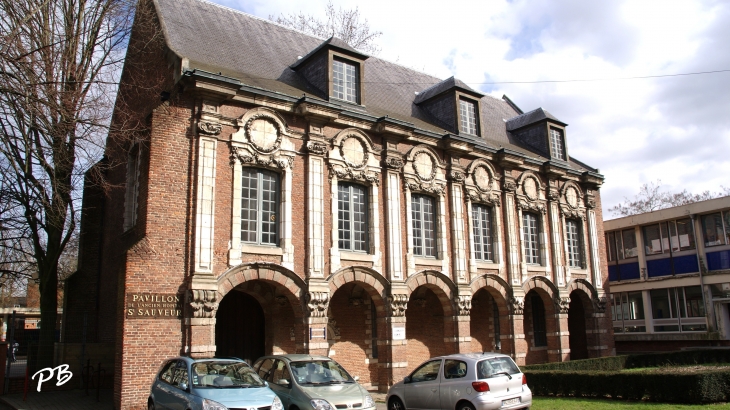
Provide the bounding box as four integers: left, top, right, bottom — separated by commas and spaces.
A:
252, 354, 376, 410
149, 357, 283, 410
386, 353, 531, 410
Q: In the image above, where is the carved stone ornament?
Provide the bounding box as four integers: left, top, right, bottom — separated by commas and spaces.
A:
189, 289, 219, 318
502, 177, 517, 193
450, 170, 465, 183
306, 292, 330, 317
593, 296, 607, 313
508, 296, 524, 315
328, 318, 341, 337
560, 204, 586, 220
473, 166, 492, 192
455, 295, 472, 316
245, 116, 281, 153
554, 296, 571, 314
466, 189, 501, 207
198, 122, 222, 136
388, 294, 408, 317
229, 146, 293, 170
517, 200, 547, 214
413, 152, 436, 181
385, 156, 405, 170
306, 141, 328, 156
329, 164, 380, 185
340, 136, 368, 168
585, 190, 597, 209
565, 186, 579, 208
522, 177, 538, 201
405, 180, 445, 196
548, 185, 560, 202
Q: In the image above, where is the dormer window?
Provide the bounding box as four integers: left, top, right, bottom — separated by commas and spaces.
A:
333, 59, 359, 103
549, 127, 565, 160
459, 98, 478, 135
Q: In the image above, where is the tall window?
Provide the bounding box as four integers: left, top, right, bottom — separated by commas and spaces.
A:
607, 229, 638, 261
241, 168, 279, 245
565, 219, 582, 267
522, 212, 540, 264
531, 295, 547, 347
338, 183, 368, 251
472, 204, 493, 261
549, 128, 565, 160
123, 144, 141, 231
412, 194, 436, 257
333, 59, 358, 103
702, 212, 730, 247
459, 99, 478, 135
644, 218, 696, 254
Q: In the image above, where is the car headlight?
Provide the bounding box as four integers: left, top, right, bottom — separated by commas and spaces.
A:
272, 396, 284, 410
310, 399, 334, 410
364, 395, 375, 408
203, 399, 228, 410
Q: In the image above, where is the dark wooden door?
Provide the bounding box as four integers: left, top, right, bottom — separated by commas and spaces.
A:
215, 291, 265, 364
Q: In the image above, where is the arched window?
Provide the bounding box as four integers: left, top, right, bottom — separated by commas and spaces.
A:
411, 194, 437, 257
240, 168, 279, 245
337, 183, 368, 251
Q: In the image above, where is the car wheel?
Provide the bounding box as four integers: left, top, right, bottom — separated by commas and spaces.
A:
148, 399, 155, 410
389, 397, 405, 410
458, 402, 475, 410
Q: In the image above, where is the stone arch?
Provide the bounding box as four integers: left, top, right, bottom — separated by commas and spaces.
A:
566, 279, 598, 360
332, 128, 376, 154
522, 275, 560, 301
469, 274, 512, 355
217, 262, 306, 318
405, 144, 446, 166
235, 107, 293, 140
567, 278, 598, 302
465, 158, 499, 193
328, 266, 389, 314
405, 270, 456, 316
469, 274, 510, 302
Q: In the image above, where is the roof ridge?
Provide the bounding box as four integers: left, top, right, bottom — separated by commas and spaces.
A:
194, 0, 328, 42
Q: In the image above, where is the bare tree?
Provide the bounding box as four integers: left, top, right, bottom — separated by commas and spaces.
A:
270, 1, 383, 55
609, 180, 730, 217
0, 0, 135, 366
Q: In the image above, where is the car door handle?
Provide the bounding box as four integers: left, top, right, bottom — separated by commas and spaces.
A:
431, 388, 437, 392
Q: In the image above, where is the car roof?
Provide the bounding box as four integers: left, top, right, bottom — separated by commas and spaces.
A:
257, 354, 331, 362
170, 356, 247, 365
438, 352, 512, 362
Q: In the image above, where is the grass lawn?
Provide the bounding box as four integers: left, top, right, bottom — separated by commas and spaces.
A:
532, 397, 730, 409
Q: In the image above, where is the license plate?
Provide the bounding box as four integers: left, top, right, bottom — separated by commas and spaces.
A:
502, 397, 520, 407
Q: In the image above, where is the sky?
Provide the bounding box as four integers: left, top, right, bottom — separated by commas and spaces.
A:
209, 0, 730, 217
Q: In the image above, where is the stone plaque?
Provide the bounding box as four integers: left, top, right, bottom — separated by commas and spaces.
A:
413, 152, 434, 181
126, 293, 183, 319
392, 326, 406, 340
473, 166, 491, 191
248, 118, 279, 152
566, 186, 578, 208
523, 177, 537, 200
341, 136, 366, 167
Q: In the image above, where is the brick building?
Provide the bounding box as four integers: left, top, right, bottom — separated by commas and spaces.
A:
65, 0, 615, 407
605, 196, 730, 353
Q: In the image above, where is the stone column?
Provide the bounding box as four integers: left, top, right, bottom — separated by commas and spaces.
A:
306, 141, 328, 278
384, 156, 405, 282
547, 185, 565, 287
548, 296, 570, 363
449, 170, 468, 284
379, 291, 409, 392
586, 192, 602, 288
453, 289, 472, 353
304, 281, 330, 356
507, 296, 526, 365
187, 289, 219, 358
502, 175, 521, 286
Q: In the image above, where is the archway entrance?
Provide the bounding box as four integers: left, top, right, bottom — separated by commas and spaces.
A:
568, 289, 595, 360
470, 289, 508, 353
524, 289, 555, 365
405, 286, 453, 372
216, 290, 264, 363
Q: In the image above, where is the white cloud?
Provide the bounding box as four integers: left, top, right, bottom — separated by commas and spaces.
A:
211, 0, 730, 216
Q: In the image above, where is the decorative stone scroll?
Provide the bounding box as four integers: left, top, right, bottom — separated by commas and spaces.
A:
554, 296, 571, 314
189, 289, 219, 318
455, 295, 472, 316
449, 170, 465, 183
198, 122, 222, 136
405, 180, 445, 196
229, 146, 293, 170
516, 199, 547, 214
306, 292, 330, 317
387, 294, 408, 317
508, 296, 524, 315
385, 156, 404, 169
560, 204, 586, 220
245, 115, 282, 153
306, 141, 328, 156
502, 176, 517, 193
466, 189, 501, 207
593, 296, 607, 313
329, 165, 380, 185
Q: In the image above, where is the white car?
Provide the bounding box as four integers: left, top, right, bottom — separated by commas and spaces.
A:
386, 353, 531, 410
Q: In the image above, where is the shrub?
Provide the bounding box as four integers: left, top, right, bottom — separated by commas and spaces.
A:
523, 349, 730, 372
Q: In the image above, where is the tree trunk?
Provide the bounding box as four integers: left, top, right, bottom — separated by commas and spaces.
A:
36, 263, 59, 370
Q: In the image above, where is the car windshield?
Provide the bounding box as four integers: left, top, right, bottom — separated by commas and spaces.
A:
191, 361, 266, 388
290, 360, 355, 385
476, 357, 521, 379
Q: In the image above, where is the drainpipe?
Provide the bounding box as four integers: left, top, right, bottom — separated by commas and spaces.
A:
690, 214, 713, 332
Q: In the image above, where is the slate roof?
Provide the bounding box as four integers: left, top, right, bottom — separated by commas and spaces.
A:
505, 108, 566, 131
153, 0, 595, 173
413, 76, 484, 104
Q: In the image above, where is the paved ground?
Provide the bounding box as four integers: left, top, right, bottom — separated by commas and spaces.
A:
0, 389, 113, 410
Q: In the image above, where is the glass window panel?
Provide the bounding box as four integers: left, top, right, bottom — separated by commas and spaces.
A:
626, 292, 645, 320
241, 169, 278, 245
622, 229, 637, 258
682, 286, 704, 318
472, 205, 493, 261
459, 99, 478, 135
650, 289, 676, 319
643, 224, 663, 255
702, 213, 725, 247
566, 220, 581, 267
675, 218, 696, 251
332, 60, 358, 103
531, 295, 547, 347
338, 184, 367, 251
725, 211, 730, 245
549, 128, 564, 160
412, 195, 436, 257
606, 232, 617, 262
611, 293, 622, 322
522, 213, 540, 264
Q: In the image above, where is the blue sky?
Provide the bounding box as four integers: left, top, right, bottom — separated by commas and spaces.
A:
210, 0, 730, 216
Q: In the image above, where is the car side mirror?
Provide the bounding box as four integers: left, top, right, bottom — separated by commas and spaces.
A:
179, 382, 188, 391
403, 376, 411, 384
278, 379, 290, 387
264, 381, 269, 387
353, 376, 360, 381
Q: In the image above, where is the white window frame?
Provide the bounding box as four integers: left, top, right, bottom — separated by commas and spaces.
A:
522, 212, 541, 265
565, 219, 582, 268
240, 168, 280, 246
332, 58, 359, 103
337, 182, 369, 252
471, 204, 494, 262
549, 127, 565, 160
459, 98, 478, 135
411, 194, 438, 258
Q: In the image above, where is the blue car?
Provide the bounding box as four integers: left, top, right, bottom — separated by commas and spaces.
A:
149, 356, 283, 410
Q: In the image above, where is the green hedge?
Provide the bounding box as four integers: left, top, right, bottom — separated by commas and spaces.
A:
524, 369, 730, 403
523, 349, 730, 372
